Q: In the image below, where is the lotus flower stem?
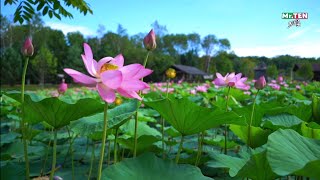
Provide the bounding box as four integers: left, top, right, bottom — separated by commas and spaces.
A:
114, 128, 119, 163
107, 141, 111, 165
21, 56, 30, 180
88, 143, 95, 180
50, 130, 58, 180
160, 79, 170, 159
133, 51, 150, 157
40, 128, 53, 176
248, 90, 260, 148
66, 126, 75, 180
175, 135, 185, 163
224, 87, 231, 155
97, 103, 109, 180
195, 131, 205, 166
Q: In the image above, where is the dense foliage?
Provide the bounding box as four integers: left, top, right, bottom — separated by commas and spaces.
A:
1, 79, 320, 179
1, 14, 319, 86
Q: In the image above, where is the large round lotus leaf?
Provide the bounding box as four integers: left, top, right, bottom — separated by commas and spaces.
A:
267, 129, 320, 178
144, 97, 245, 135
102, 152, 212, 180
301, 122, 320, 140
207, 148, 277, 179
70, 100, 137, 136
262, 113, 303, 130
229, 124, 271, 148
5, 92, 104, 129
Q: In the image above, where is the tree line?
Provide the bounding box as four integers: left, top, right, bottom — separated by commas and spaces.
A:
1, 14, 319, 86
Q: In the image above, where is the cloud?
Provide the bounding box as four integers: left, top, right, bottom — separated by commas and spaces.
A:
45, 22, 96, 36
233, 42, 320, 58
286, 27, 310, 40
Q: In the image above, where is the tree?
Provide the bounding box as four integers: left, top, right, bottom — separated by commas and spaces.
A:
239, 58, 256, 78
4, 0, 93, 24
296, 62, 314, 81
1, 47, 22, 85
215, 52, 234, 75
31, 46, 57, 85
201, 35, 231, 73
267, 64, 278, 79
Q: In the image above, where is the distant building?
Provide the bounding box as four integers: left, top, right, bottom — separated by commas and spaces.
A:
293, 63, 320, 81
254, 63, 267, 81
169, 64, 210, 82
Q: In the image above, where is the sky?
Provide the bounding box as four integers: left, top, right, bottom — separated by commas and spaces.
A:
2, 0, 320, 58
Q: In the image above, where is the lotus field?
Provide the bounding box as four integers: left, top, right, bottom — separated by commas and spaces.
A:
1, 34, 320, 180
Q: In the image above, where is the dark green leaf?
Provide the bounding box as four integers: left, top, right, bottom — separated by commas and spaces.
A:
145, 97, 245, 135
102, 153, 212, 180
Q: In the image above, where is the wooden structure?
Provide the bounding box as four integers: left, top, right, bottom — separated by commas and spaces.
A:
254, 63, 267, 80
293, 63, 320, 81
170, 64, 209, 82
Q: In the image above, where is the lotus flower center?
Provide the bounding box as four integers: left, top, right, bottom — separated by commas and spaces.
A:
100, 63, 118, 73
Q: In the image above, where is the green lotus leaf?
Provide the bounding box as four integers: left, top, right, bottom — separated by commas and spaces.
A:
102, 152, 211, 180
145, 97, 245, 135
267, 129, 320, 178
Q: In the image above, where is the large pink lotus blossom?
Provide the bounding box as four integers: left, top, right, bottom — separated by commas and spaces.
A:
64, 43, 152, 103
213, 72, 249, 90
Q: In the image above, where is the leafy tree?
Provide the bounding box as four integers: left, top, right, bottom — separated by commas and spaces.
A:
31, 46, 57, 85
239, 58, 256, 78
296, 62, 314, 81
0, 47, 22, 85
4, 0, 93, 24
67, 32, 85, 46
215, 52, 234, 75
201, 35, 230, 73
267, 64, 278, 79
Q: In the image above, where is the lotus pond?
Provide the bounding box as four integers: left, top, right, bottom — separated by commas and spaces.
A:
1, 79, 320, 180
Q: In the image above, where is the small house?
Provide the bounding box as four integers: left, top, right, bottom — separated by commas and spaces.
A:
169, 64, 210, 82
293, 63, 320, 81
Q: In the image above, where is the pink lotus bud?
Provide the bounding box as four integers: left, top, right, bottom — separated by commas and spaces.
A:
143, 29, 156, 51
22, 37, 34, 56
277, 76, 283, 82
58, 79, 68, 94
254, 76, 266, 90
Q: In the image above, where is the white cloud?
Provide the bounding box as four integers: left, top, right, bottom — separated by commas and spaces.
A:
286, 27, 310, 40
45, 22, 96, 36
233, 42, 320, 58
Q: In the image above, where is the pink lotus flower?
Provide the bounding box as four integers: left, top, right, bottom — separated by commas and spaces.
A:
58, 79, 68, 94
64, 43, 152, 103
254, 76, 266, 90
277, 76, 284, 82
196, 85, 208, 93
190, 89, 196, 95
213, 72, 249, 90
143, 29, 156, 51
271, 80, 277, 83
244, 91, 251, 95
22, 37, 34, 56
296, 85, 301, 90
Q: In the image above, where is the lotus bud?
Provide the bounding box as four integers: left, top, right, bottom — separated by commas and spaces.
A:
277, 76, 283, 82
58, 79, 68, 94
115, 97, 122, 106
165, 68, 176, 79
22, 37, 34, 56
143, 29, 156, 51
254, 76, 266, 90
